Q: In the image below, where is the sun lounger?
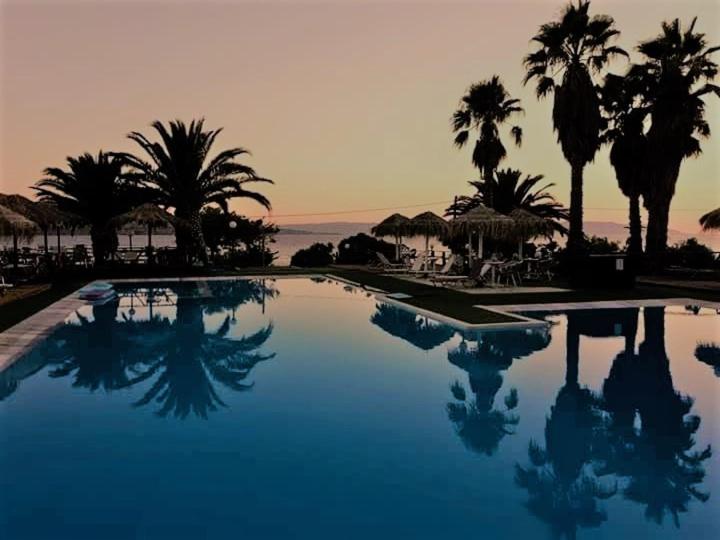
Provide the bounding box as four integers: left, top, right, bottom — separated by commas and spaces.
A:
383, 256, 425, 274
412, 254, 457, 277
376, 252, 406, 270
430, 260, 491, 287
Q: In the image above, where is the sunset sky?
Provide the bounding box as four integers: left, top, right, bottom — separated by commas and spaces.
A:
1, 0, 718, 231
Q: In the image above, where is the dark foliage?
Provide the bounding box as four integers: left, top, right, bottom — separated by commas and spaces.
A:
336, 233, 396, 265
290, 242, 335, 267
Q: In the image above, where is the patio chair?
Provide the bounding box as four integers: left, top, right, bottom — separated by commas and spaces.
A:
496, 260, 523, 287
375, 252, 406, 271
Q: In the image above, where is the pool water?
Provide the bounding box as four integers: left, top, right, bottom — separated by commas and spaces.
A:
1, 277, 718, 539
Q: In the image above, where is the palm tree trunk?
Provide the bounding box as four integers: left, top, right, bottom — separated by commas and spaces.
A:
565, 313, 579, 387
483, 164, 494, 209
188, 212, 208, 264
627, 193, 642, 259
645, 197, 671, 270
567, 160, 585, 256
90, 225, 118, 265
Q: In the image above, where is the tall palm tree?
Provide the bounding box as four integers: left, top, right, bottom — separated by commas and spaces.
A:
633, 19, 718, 265
118, 119, 273, 263
524, 0, 627, 255
600, 72, 649, 259
34, 151, 137, 264
446, 168, 568, 235
451, 76, 523, 208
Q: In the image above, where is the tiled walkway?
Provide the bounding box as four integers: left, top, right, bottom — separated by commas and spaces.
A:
0, 288, 84, 372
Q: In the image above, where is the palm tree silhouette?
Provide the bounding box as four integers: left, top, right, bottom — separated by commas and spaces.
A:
600, 307, 711, 526
524, 0, 627, 255
600, 72, 649, 259
34, 152, 138, 264
515, 311, 618, 539
451, 76, 523, 209
117, 119, 273, 263
633, 19, 719, 264
446, 168, 568, 235
447, 329, 550, 456
127, 288, 275, 419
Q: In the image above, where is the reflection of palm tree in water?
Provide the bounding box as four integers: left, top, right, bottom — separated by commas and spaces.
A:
515, 311, 620, 540
127, 284, 275, 419
600, 307, 711, 526
48, 298, 163, 391
1, 281, 276, 419
447, 329, 550, 456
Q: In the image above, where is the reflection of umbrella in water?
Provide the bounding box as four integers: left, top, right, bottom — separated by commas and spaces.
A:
111, 203, 175, 251
371, 213, 411, 261
370, 303, 455, 350
0, 203, 39, 268
450, 204, 514, 261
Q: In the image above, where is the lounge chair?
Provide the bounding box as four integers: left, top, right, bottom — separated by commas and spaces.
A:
430, 260, 491, 287
375, 252, 406, 271
414, 254, 457, 277
383, 256, 425, 274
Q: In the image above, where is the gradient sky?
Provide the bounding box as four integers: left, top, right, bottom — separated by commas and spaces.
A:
1, 0, 718, 231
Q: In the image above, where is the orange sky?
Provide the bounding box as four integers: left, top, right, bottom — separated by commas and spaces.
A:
1, 0, 718, 231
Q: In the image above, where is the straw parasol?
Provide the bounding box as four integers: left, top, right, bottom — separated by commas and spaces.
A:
699, 208, 720, 231
111, 203, 175, 250
371, 213, 411, 261
0, 194, 79, 255
0, 204, 39, 268
370, 303, 455, 351
408, 211, 449, 260
508, 208, 555, 257
450, 205, 514, 260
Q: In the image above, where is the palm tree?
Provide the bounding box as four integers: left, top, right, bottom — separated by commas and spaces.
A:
524, 0, 627, 255
34, 152, 136, 264
118, 119, 273, 263
451, 76, 523, 208
632, 19, 719, 265
446, 168, 568, 235
600, 72, 649, 258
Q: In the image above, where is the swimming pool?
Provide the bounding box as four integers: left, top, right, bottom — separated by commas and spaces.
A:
1, 277, 718, 539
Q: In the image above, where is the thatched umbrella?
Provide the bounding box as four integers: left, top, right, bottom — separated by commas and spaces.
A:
0, 194, 78, 255
111, 204, 175, 250
371, 213, 410, 261
699, 208, 720, 231
450, 205, 514, 260
408, 212, 448, 266
509, 208, 555, 257
0, 204, 39, 268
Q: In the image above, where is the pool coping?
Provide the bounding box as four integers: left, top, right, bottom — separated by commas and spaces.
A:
1, 274, 717, 372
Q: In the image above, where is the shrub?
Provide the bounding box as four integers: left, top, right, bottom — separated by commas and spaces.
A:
290, 243, 335, 267
335, 233, 396, 265
665, 238, 717, 269
201, 208, 277, 266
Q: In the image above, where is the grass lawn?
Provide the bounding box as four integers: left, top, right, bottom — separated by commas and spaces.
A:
0, 281, 88, 333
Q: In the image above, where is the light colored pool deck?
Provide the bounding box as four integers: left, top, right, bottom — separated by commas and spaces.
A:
0, 287, 85, 372
493, 298, 720, 312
